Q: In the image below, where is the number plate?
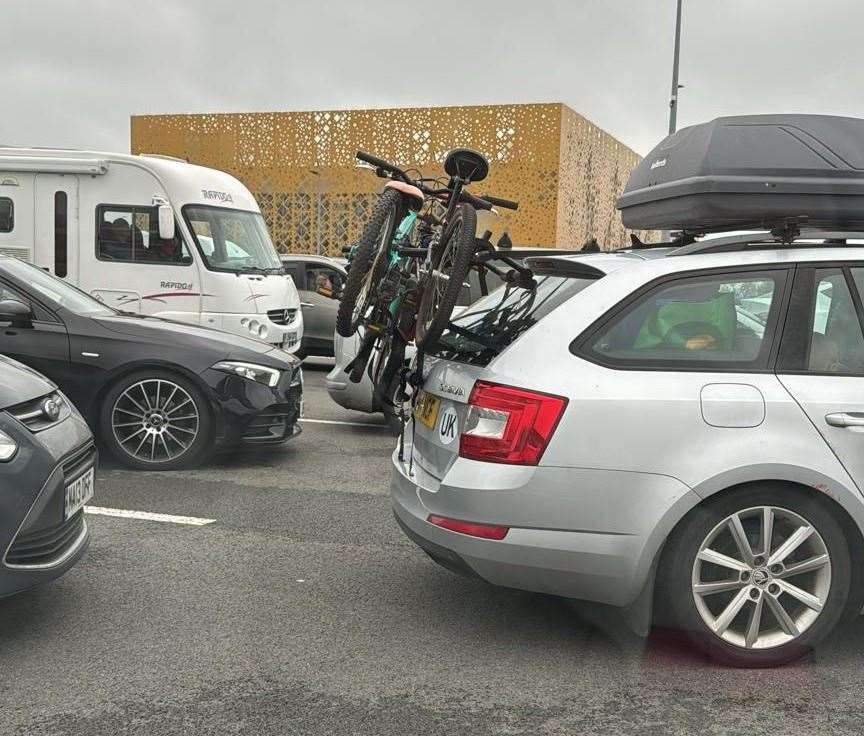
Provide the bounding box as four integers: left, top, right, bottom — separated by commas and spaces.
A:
64, 467, 94, 520
413, 391, 441, 429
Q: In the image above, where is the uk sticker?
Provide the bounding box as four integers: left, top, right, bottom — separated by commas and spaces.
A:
438, 405, 458, 445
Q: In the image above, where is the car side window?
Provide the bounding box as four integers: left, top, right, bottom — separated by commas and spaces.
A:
96, 205, 191, 265
585, 270, 784, 369
0, 279, 54, 322
782, 268, 864, 375
305, 266, 344, 298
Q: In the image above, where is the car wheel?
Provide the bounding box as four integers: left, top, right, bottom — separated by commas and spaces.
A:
660, 485, 851, 667
100, 370, 214, 471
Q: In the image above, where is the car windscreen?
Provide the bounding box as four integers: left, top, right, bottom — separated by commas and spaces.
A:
428, 274, 596, 366
1, 258, 115, 316
183, 206, 283, 274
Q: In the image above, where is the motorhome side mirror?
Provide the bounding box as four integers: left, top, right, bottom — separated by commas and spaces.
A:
0, 299, 33, 328
158, 204, 175, 241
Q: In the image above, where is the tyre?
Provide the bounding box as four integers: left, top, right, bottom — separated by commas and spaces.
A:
100, 369, 214, 470
415, 203, 476, 351
659, 485, 851, 667
336, 189, 403, 337
371, 329, 407, 410
347, 328, 379, 384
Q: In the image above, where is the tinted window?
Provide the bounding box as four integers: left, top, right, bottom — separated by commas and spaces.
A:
97, 205, 190, 264
431, 275, 594, 366
587, 270, 784, 369
781, 268, 864, 374
0, 198, 12, 232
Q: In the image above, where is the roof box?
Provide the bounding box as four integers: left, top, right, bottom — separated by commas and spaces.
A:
617, 114, 864, 233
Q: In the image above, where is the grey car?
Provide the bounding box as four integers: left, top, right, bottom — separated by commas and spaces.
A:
281, 255, 346, 358
392, 237, 864, 667
0, 352, 94, 596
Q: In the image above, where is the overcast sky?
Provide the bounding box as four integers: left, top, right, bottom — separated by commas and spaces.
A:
2, 0, 862, 157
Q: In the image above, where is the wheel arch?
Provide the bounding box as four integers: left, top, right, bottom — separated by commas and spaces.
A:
640, 472, 864, 629
88, 360, 221, 432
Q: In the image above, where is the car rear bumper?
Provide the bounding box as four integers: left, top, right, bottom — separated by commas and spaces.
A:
391, 445, 698, 608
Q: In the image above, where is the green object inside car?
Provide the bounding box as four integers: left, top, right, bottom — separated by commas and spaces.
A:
635, 291, 736, 350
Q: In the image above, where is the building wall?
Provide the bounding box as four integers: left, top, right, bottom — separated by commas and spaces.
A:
131, 103, 648, 256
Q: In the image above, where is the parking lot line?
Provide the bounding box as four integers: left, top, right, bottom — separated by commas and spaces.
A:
299, 418, 386, 428
85, 507, 216, 526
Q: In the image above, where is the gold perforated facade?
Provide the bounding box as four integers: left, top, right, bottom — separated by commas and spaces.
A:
131, 103, 650, 256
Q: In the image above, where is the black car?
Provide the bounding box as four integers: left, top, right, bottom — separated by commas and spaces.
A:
0, 354, 94, 595
0, 256, 302, 470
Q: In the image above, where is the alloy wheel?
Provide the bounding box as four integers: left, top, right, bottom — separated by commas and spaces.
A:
111, 379, 200, 464
692, 505, 832, 650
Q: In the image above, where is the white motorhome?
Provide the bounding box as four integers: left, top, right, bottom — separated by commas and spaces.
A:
0, 148, 302, 349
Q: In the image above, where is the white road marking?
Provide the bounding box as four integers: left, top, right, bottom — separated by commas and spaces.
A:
299, 418, 385, 428
85, 506, 215, 526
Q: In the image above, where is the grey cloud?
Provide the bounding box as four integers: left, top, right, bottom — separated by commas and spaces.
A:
1, 0, 861, 155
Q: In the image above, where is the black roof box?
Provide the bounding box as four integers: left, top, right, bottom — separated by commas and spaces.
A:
617, 114, 864, 233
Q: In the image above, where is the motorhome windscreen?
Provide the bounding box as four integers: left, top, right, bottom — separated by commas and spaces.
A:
428, 275, 594, 367
183, 206, 284, 274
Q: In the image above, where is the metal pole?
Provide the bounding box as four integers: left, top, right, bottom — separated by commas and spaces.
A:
668, 0, 683, 135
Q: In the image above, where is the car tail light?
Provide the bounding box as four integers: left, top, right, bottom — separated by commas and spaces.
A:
427, 514, 510, 540
459, 381, 568, 465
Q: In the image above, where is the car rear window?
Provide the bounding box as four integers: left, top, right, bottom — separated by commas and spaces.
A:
428, 275, 595, 366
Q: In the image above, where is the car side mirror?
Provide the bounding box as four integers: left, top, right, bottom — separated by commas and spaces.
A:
157, 204, 175, 241
0, 299, 33, 328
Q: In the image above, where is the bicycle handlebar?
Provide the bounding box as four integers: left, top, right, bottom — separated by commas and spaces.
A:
480, 194, 519, 211
356, 150, 406, 179
459, 190, 494, 212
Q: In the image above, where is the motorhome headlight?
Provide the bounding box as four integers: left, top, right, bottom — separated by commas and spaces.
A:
212, 361, 280, 388
0, 429, 18, 461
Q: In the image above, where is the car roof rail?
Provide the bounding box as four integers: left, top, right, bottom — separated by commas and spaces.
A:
668, 229, 864, 257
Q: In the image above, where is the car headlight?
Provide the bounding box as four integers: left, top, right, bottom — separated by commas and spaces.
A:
0, 429, 18, 462
212, 361, 280, 387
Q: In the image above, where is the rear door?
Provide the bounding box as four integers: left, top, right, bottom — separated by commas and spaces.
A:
777, 264, 864, 492
412, 274, 595, 480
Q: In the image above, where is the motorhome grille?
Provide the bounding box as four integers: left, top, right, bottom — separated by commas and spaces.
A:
268, 308, 297, 325
6, 511, 85, 567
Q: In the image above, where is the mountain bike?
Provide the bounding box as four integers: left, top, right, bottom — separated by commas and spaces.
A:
336, 148, 518, 406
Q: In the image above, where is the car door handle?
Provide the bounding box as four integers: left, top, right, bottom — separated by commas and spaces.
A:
825, 412, 864, 428
300, 302, 316, 308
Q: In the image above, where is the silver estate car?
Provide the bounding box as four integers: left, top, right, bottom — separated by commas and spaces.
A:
393, 237, 864, 667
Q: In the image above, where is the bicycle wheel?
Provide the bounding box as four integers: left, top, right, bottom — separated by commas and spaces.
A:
336, 189, 402, 337
371, 329, 408, 410
347, 327, 381, 384
415, 203, 476, 351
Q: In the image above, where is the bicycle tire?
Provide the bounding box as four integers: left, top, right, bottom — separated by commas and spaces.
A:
348, 328, 379, 384
336, 189, 403, 337
372, 330, 408, 410
415, 204, 477, 351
